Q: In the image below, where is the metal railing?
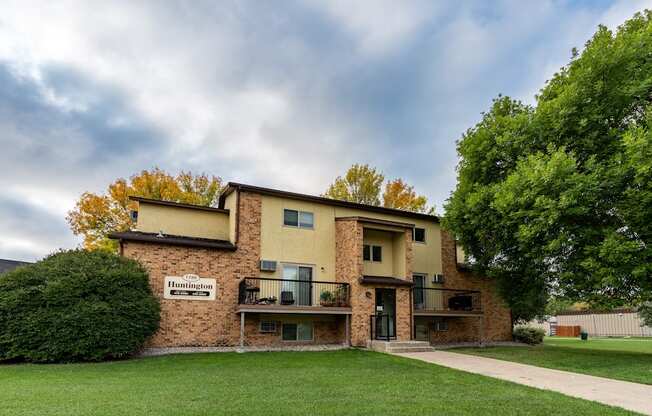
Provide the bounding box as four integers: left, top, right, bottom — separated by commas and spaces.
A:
239, 277, 350, 307
413, 288, 482, 313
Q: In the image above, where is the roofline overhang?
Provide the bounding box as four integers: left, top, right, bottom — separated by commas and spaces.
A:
130, 196, 229, 214
218, 182, 438, 222
109, 231, 237, 250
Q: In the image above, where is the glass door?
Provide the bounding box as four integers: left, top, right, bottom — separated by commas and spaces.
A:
282, 265, 312, 306
413, 274, 425, 310
375, 288, 396, 339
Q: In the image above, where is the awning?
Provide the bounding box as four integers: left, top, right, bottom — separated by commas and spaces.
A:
359, 275, 414, 287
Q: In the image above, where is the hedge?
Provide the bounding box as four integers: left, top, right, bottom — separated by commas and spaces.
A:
0, 250, 160, 363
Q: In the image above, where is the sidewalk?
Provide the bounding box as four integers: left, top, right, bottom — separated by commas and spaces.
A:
395, 350, 652, 415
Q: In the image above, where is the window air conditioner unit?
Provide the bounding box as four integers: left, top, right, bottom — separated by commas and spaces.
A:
259, 260, 277, 272
433, 274, 445, 284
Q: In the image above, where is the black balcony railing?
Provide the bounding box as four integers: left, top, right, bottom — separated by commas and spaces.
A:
239, 277, 350, 308
413, 287, 482, 314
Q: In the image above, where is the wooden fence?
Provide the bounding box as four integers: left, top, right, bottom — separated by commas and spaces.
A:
555, 325, 580, 337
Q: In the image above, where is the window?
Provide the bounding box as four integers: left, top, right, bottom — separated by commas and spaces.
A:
363, 245, 382, 262
284, 209, 298, 226
283, 209, 313, 229
260, 320, 277, 333
372, 245, 382, 262
282, 322, 313, 341
434, 320, 448, 331
299, 211, 314, 228
413, 227, 426, 243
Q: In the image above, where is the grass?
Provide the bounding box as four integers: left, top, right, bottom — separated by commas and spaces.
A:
457, 337, 652, 385
0, 349, 637, 416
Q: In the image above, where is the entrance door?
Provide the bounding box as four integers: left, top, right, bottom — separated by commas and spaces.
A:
375, 288, 396, 339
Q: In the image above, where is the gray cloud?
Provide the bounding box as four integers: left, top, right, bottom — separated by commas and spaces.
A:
0, 0, 650, 261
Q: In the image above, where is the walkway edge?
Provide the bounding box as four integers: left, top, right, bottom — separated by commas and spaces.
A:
394, 350, 652, 416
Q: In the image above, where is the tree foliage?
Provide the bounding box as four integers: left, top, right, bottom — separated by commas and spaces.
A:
0, 250, 160, 363
444, 12, 652, 321
67, 168, 223, 252
324, 164, 432, 213
324, 164, 385, 206
383, 179, 429, 213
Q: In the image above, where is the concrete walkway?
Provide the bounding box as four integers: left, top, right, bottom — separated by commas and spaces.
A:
395, 351, 652, 415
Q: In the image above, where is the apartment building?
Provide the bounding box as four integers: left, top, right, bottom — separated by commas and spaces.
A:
110, 183, 512, 349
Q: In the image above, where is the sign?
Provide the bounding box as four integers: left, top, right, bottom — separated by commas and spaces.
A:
376, 305, 384, 312
164, 274, 216, 301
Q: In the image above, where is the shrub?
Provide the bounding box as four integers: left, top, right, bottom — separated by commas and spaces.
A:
513, 326, 545, 345
0, 250, 160, 363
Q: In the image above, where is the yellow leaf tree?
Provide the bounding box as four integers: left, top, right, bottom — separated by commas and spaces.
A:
67, 168, 223, 252
324, 164, 432, 213
382, 178, 429, 213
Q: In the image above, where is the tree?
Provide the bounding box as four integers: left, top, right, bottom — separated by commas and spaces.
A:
0, 250, 160, 363
443, 12, 652, 322
324, 164, 384, 206
67, 168, 223, 252
383, 179, 429, 213
324, 164, 432, 213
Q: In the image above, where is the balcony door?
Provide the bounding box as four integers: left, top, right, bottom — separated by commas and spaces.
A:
282, 264, 312, 306
413, 274, 425, 310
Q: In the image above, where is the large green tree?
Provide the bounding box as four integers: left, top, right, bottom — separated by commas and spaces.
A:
444, 12, 652, 322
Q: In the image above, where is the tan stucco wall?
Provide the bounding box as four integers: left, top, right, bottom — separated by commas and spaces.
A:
259, 194, 442, 283
137, 202, 230, 240
259, 195, 336, 282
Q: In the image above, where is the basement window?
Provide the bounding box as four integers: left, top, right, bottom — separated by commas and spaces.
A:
259, 320, 277, 333
282, 322, 313, 341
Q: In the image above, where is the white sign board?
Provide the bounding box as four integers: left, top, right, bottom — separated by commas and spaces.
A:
164, 274, 216, 301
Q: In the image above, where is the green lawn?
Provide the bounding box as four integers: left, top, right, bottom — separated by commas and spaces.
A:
0, 350, 637, 415
457, 337, 652, 385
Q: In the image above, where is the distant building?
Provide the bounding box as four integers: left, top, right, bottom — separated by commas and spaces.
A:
0, 259, 31, 274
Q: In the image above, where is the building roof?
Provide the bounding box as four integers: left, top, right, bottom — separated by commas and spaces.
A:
219, 182, 439, 222
0, 259, 31, 274
109, 231, 237, 250
336, 216, 415, 229
360, 275, 414, 287
130, 196, 229, 214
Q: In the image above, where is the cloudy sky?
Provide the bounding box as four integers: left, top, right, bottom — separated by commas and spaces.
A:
1, 0, 650, 262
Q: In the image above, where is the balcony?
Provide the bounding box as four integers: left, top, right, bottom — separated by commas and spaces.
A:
413, 288, 483, 316
237, 277, 351, 314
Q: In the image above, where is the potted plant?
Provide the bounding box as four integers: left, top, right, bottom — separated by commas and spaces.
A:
334, 286, 349, 307
320, 290, 335, 307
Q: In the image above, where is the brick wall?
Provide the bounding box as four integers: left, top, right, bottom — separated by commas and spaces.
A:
243, 315, 345, 346
123, 191, 262, 347
335, 220, 413, 346
439, 230, 512, 342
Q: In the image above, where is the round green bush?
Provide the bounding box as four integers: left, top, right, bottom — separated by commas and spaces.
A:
0, 250, 160, 363
513, 325, 546, 345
